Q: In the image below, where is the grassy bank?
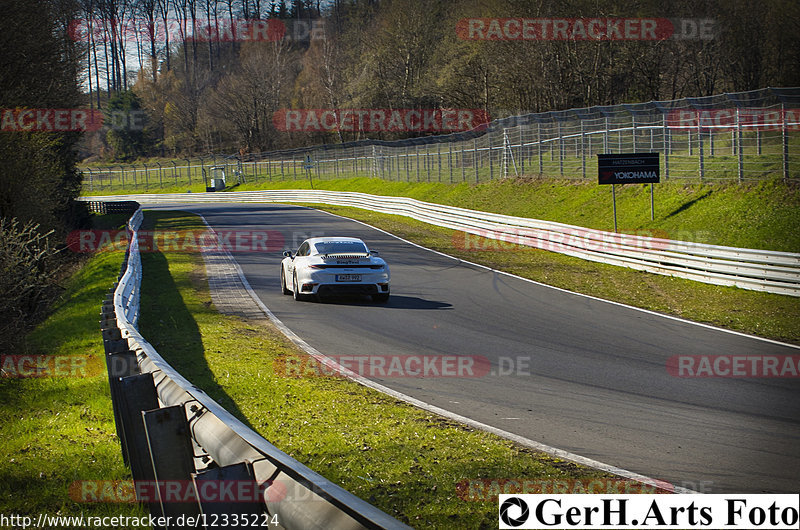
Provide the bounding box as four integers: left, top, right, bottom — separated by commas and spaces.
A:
83, 175, 800, 252
231, 176, 800, 252
138, 211, 627, 528
0, 214, 147, 527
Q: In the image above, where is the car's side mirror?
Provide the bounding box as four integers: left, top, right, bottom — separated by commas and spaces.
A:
370, 250, 380, 256
282, 250, 293, 258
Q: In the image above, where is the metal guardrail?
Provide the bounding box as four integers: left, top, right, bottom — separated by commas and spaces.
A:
101, 204, 411, 529
83, 191, 800, 297
85, 200, 141, 215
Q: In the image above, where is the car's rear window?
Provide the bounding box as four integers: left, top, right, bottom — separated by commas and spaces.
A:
313, 241, 368, 254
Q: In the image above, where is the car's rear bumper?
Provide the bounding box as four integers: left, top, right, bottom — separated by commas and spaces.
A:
316, 283, 388, 297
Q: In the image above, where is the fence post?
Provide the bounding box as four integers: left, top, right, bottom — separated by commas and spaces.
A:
184, 159, 192, 186
736, 107, 744, 182
782, 102, 789, 182
558, 120, 564, 177
698, 117, 705, 180
449, 143, 453, 183
538, 122, 543, 174
416, 146, 420, 182
489, 132, 494, 180
663, 113, 670, 180
438, 143, 442, 182
473, 139, 479, 182
461, 143, 466, 181
581, 121, 586, 179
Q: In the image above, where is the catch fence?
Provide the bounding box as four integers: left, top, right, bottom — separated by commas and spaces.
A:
82, 87, 800, 192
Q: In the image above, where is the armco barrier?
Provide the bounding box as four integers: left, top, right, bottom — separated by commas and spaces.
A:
102, 203, 411, 529
82, 192, 800, 297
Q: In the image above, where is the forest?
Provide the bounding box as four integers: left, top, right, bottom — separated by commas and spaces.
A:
68, 0, 800, 159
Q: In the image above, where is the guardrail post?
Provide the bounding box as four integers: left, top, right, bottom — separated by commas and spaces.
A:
142, 405, 203, 525
192, 461, 264, 526
106, 349, 139, 464
118, 373, 163, 523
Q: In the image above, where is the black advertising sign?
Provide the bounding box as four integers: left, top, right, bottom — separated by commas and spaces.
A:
598, 153, 660, 185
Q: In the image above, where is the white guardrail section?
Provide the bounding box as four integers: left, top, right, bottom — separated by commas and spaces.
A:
114, 208, 411, 530
88, 191, 800, 297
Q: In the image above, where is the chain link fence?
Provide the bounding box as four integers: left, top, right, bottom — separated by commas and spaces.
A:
82, 87, 800, 192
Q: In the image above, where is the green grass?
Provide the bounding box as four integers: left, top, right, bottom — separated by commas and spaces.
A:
137, 211, 633, 528
0, 214, 147, 527
224, 176, 800, 252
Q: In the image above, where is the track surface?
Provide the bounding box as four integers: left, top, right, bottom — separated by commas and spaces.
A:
153, 202, 800, 493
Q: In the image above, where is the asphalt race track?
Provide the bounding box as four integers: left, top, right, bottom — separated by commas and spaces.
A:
148, 202, 800, 494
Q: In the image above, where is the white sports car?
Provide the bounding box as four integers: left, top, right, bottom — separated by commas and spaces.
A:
281, 237, 390, 302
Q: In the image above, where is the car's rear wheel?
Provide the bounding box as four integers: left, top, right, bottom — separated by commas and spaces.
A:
293, 272, 311, 301
281, 266, 292, 295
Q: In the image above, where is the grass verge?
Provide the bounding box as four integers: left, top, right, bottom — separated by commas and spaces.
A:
138, 211, 632, 528
229, 176, 800, 252
0, 214, 147, 527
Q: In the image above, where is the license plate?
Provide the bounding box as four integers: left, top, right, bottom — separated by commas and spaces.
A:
336, 274, 361, 282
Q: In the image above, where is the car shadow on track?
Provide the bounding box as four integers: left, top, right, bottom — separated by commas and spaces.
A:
317, 294, 452, 310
